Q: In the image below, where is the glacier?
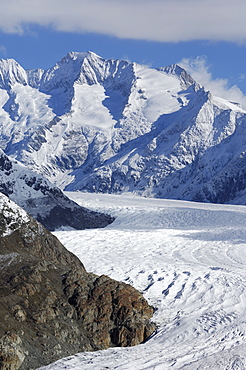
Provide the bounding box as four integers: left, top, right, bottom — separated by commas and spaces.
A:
38, 191, 246, 369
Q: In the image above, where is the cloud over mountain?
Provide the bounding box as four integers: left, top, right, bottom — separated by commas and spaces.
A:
180, 56, 246, 109
1, 0, 246, 43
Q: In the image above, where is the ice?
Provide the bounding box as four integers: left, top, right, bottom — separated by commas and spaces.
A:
38, 192, 246, 369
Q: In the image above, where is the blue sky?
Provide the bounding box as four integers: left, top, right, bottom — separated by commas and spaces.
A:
0, 0, 246, 104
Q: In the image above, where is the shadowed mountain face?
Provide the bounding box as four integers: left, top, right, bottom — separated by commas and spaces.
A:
0, 193, 156, 370
0, 149, 114, 231
1, 52, 246, 204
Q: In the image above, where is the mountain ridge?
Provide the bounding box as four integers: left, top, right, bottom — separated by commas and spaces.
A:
0, 52, 246, 204
0, 149, 114, 230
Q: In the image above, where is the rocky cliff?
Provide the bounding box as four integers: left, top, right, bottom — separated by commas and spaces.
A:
0, 193, 156, 370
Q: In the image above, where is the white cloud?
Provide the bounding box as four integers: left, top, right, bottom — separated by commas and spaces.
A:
0, 45, 7, 56
179, 56, 246, 109
0, 0, 246, 43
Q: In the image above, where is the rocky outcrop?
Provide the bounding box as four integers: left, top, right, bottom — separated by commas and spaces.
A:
0, 334, 26, 370
0, 194, 156, 370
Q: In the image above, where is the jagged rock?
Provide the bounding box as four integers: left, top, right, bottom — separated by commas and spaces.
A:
0, 194, 156, 369
0, 333, 26, 370
63, 273, 156, 349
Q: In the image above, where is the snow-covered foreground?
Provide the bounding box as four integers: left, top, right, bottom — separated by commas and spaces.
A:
39, 192, 246, 369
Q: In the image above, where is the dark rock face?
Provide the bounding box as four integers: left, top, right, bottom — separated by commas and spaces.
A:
35, 201, 114, 231
63, 273, 156, 350
0, 196, 156, 370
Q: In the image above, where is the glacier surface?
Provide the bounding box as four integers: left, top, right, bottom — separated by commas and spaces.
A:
38, 192, 246, 369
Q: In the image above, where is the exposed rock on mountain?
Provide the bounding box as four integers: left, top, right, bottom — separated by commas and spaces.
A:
0, 193, 156, 370
0, 149, 114, 231
1, 52, 246, 204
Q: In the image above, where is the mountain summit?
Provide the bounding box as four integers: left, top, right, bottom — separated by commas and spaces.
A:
0, 52, 246, 204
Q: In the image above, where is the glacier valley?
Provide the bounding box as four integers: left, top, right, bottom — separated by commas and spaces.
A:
1, 51, 246, 369
38, 191, 246, 370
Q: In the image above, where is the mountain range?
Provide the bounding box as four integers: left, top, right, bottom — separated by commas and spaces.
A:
0, 51, 246, 205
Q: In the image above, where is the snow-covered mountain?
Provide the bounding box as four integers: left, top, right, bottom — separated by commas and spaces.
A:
1, 52, 246, 204
0, 149, 113, 230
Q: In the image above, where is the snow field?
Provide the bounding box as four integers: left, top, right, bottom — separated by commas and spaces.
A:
39, 193, 246, 369
71, 84, 116, 131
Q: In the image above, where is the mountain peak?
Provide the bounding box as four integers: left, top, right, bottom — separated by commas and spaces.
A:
59, 50, 102, 64
160, 63, 186, 75
158, 63, 199, 90
1, 52, 246, 205
0, 58, 27, 89
85, 50, 102, 59
61, 51, 88, 62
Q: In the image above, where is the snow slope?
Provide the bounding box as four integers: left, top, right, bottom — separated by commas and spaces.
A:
0, 192, 30, 237
38, 192, 246, 369
1, 52, 246, 204
0, 149, 113, 230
